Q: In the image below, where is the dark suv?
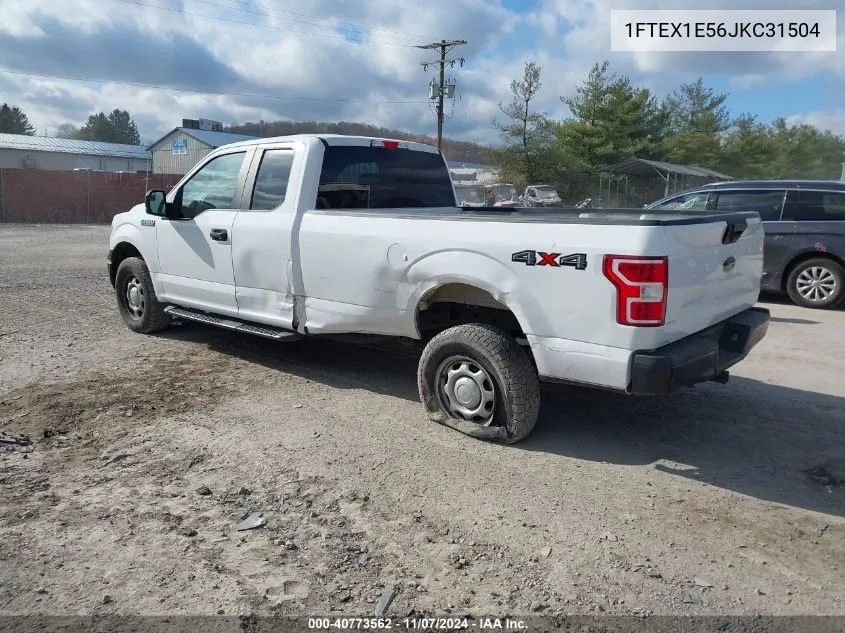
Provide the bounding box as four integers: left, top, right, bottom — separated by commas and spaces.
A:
646, 180, 845, 309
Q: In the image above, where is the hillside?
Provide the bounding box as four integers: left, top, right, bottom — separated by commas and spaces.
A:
224, 120, 492, 164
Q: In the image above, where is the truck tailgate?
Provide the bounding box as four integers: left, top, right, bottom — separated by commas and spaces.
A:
660, 213, 764, 343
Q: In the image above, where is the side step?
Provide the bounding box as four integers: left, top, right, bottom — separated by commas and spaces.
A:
164, 306, 303, 342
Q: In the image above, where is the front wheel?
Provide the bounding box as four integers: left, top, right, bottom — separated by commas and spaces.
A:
114, 256, 171, 333
417, 323, 541, 444
786, 258, 845, 309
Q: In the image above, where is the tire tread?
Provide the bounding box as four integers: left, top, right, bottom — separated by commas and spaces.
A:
417, 323, 540, 444
115, 256, 171, 334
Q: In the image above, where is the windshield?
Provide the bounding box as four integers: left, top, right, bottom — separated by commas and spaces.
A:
649, 192, 708, 211
534, 186, 558, 198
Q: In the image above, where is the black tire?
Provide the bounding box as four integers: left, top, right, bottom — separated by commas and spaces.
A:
786, 258, 845, 310
417, 323, 541, 444
114, 256, 171, 333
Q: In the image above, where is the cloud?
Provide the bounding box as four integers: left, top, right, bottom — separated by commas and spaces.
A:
534, 0, 843, 78
0, 0, 841, 145
787, 110, 845, 137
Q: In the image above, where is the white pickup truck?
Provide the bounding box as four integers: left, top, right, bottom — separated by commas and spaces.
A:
108, 134, 770, 443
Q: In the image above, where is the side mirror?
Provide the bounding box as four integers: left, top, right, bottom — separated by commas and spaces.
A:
145, 189, 168, 216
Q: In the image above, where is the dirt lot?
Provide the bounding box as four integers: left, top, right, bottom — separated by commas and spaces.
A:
0, 224, 843, 618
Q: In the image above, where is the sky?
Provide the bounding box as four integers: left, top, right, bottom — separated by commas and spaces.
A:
0, 0, 842, 147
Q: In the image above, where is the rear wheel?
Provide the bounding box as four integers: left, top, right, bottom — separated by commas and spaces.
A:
786, 258, 845, 309
114, 257, 171, 333
417, 323, 540, 444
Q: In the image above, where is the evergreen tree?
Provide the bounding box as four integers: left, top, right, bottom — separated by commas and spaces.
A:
553, 61, 666, 198
77, 109, 141, 144
661, 78, 731, 168
0, 103, 36, 135
107, 109, 141, 144
717, 113, 775, 178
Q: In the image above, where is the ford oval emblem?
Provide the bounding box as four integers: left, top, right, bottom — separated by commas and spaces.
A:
723, 256, 736, 272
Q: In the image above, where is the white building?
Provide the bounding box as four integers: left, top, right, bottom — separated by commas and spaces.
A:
146, 125, 257, 175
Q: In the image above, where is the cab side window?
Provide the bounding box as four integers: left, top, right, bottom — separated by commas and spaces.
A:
177, 152, 246, 219
783, 190, 845, 221
250, 150, 294, 210
651, 192, 709, 211
712, 190, 785, 221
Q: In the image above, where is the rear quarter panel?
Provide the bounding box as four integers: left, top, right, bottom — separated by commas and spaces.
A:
297, 210, 678, 351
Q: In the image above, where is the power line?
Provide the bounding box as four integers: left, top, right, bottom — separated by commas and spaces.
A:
457, 85, 472, 126
0, 69, 430, 105
114, 0, 423, 47
188, 0, 440, 45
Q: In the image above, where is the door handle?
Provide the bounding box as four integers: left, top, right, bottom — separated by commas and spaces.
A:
210, 228, 228, 242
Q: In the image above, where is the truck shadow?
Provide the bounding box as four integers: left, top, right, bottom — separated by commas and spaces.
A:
526, 381, 844, 518
157, 324, 845, 519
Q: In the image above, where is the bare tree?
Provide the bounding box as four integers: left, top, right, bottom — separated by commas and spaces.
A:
491, 61, 550, 184
55, 123, 80, 139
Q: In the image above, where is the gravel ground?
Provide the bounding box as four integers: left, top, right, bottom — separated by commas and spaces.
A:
0, 223, 843, 618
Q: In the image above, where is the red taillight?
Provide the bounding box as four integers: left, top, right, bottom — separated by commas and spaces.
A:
602, 255, 668, 327
371, 139, 400, 149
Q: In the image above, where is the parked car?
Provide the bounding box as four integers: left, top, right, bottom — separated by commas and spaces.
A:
108, 134, 769, 444
646, 180, 845, 309
522, 185, 561, 207
483, 183, 520, 207
454, 183, 485, 208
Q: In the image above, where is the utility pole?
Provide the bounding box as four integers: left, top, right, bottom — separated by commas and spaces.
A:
416, 39, 467, 150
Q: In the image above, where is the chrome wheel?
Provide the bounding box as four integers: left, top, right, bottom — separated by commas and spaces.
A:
435, 355, 496, 425
796, 266, 837, 303
125, 275, 145, 319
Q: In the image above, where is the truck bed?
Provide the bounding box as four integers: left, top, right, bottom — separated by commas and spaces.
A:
325, 205, 760, 227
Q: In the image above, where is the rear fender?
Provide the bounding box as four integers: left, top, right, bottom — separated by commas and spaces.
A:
400, 250, 545, 338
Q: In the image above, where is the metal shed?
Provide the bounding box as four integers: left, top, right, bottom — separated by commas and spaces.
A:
0, 134, 151, 172
599, 158, 733, 206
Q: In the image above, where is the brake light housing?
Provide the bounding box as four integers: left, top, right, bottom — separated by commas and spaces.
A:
371, 139, 402, 149
602, 255, 668, 327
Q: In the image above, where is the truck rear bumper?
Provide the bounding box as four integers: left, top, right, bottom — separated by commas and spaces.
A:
629, 306, 770, 394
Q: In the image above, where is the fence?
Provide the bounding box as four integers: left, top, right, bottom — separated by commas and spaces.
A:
0, 169, 184, 224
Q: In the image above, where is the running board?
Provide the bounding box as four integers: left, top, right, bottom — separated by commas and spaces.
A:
164, 306, 303, 341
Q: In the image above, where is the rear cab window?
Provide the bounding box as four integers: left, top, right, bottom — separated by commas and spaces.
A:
783, 190, 845, 221
712, 190, 786, 221
317, 145, 455, 209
